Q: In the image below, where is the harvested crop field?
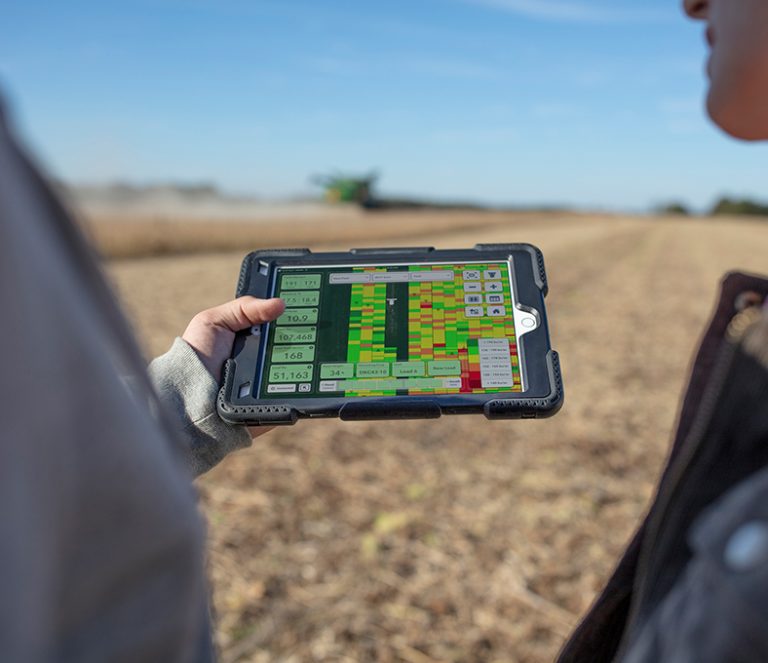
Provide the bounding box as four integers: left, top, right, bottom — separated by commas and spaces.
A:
106, 211, 768, 662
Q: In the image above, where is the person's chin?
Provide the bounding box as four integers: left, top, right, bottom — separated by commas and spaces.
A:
706, 89, 768, 141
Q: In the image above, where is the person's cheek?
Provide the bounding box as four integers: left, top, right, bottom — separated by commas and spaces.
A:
707, 48, 768, 139
706, 3, 768, 140
705, 50, 747, 137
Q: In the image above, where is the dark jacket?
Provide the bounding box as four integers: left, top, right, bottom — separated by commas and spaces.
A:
558, 272, 768, 663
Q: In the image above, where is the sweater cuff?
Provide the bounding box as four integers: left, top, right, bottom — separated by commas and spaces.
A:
148, 337, 251, 477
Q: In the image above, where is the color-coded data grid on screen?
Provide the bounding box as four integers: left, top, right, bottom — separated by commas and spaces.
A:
260, 262, 522, 398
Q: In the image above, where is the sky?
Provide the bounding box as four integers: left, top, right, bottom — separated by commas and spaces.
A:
2, 0, 767, 211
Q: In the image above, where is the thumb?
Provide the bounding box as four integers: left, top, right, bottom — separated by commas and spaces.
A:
198, 296, 286, 332
182, 297, 286, 381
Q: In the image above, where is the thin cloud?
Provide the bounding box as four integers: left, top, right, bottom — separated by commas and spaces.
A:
462, 0, 673, 24
406, 58, 502, 80
301, 53, 503, 81
307, 56, 363, 77
658, 96, 708, 135
658, 97, 702, 115
531, 102, 581, 119
430, 126, 518, 144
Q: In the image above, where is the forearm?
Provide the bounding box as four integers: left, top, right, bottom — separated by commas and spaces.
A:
149, 337, 251, 477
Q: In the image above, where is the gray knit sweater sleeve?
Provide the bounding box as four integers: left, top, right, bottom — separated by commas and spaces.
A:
149, 337, 251, 477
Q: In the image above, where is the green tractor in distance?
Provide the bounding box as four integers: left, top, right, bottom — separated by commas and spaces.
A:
312, 171, 378, 207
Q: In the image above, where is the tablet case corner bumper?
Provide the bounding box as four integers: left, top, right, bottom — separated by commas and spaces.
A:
217, 358, 299, 426
483, 350, 563, 419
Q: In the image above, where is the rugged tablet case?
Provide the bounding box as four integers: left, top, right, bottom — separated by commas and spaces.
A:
217, 244, 563, 425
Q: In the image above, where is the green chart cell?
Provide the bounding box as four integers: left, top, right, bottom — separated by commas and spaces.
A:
271, 345, 315, 363
269, 364, 314, 383
277, 308, 318, 325
320, 363, 355, 379
281, 290, 320, 307
428, 360, 462, 376
393, 362, 426, 377
274, 326, 317, 344
338, 377, 455, 391
281, 274, 321, 290
357, 362, 390, 378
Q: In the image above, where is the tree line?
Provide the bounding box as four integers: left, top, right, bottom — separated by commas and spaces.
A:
659, 197, 768, 217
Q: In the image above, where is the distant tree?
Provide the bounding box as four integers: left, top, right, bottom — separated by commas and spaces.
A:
711, 197, 768, 216
656, 201, 691, 216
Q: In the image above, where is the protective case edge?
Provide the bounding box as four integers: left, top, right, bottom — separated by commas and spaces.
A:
217, 244, 562, 425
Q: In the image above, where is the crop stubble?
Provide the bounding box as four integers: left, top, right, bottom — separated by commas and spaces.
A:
108, 213, 768, 662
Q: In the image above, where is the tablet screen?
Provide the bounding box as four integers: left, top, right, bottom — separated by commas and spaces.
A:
259, 261, 523, 398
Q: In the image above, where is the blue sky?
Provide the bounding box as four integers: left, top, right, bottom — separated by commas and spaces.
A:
2, 0, 767, 210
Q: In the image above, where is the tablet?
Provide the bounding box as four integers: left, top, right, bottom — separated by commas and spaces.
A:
217, 245, 562, 425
